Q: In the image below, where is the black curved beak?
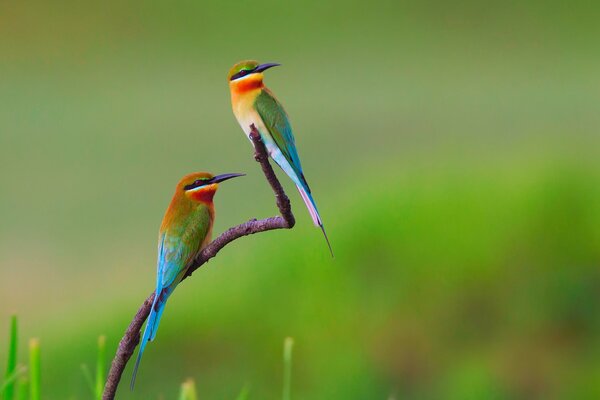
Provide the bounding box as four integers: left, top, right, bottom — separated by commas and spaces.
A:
209, 173, 245, 184
254, 63, 281, 73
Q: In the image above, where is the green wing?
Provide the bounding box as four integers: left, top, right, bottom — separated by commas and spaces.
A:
254, 89, 307, 186
158, 207, 211, 289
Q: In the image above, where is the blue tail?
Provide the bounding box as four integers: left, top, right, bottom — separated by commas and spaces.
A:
297, 184, 333, 257
130, 290, 169, 389
271, 150, 333, 256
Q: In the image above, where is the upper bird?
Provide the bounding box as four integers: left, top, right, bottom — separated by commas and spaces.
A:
131, 171, 244, 388
227, 60, 332, 255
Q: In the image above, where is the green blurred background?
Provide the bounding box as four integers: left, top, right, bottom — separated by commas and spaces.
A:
1, 0, 600, 398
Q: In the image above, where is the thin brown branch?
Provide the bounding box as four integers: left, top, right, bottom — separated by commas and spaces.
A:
102, 294, 154, 399
102, 125, 294, 399
183, 124, 294, 278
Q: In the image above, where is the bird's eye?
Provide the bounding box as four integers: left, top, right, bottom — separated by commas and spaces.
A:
184, 179, 206, 191
230, 68, 255, 81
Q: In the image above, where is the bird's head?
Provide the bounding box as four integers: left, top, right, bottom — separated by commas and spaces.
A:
228, 60, 280, 93
178, 172, 244, 203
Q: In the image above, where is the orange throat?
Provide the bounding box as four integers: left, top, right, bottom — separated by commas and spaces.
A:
230, 74, 264, 96
186, 184, 218, 204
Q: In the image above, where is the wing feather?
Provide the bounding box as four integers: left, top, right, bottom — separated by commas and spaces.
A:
255, 89, 308, 188
157, 208, 211, 290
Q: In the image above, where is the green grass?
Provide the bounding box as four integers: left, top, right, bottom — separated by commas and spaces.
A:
14, 379, 26, 400
1, 318, 44, 400
95, 336, 106, 400
28, 340, 40, 400
282, 338, 294, 400
180, 337, 295, 400
81, 335, 107, 400
1, 318, 298, 400
235, 384, 250, 400
2, 316, 18, 400
178, 379, 197, 400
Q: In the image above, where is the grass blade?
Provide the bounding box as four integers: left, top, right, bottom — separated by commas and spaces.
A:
178, 378, 197, 400
0, 366, 27, 394
235, 384, 250, 400
4, 315, 18, 400
95, 336, 106, 400
15, 377, 27, 400
28, 339, 40, 400
282, 337, 294, 400
80, 364, 95, 395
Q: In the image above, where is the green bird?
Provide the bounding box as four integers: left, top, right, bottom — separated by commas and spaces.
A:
228, 60, 332, 255
131, 171, 244, 388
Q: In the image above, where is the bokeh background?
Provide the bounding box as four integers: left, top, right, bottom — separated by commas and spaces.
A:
1, 0, 600, 398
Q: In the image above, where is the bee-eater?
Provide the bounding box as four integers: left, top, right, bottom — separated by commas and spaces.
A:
227, 60, 332, 255
131, 171, 244, 388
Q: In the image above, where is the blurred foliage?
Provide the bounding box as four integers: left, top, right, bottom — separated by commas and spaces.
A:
28, 339, 40, 400
1, 316, 18, 400
1, 0, 599, 398
178, 379, 197, 400
282, 337, 294, 400
1, 318, 37, 400
81, 335, 107, 400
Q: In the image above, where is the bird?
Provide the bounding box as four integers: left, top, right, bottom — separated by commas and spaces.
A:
227, 60, 332, 255
130, 171, 244, 388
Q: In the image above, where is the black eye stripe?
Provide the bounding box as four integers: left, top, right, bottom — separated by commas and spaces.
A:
184, 179, 209, 191
230, 67, 255, 81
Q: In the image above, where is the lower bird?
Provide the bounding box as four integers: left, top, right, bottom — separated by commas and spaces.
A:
227, 60, 333, 255
131, 171, 244, 388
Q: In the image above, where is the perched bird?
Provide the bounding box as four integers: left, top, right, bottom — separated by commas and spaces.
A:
131, 172, 244, 388
227, 60, 332, 255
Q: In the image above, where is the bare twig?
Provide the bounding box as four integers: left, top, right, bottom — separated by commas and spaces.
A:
102, 125, 295, 399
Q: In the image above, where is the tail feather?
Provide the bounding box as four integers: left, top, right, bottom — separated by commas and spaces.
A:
298, 186, 321, 226
297, 185, 333, 257
130, 292, 168, 390
270, 151, 333, 256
